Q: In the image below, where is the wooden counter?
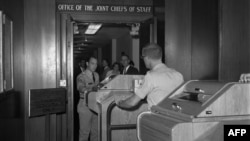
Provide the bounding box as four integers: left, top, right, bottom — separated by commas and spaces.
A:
87, 75, 148, 141
138, 81, 250, 141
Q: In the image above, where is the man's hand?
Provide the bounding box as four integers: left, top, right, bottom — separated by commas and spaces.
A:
240, 73, 250, 83
116, 94, 142, 109
115, 99, 123, 106
92, 85, 99, 91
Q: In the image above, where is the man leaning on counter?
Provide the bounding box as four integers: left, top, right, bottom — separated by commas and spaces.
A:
76, 56, 99, 141
116, 43, 184, 109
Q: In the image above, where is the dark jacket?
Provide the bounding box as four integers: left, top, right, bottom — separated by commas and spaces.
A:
123, 66, 139, 75
101, 66, 110, 81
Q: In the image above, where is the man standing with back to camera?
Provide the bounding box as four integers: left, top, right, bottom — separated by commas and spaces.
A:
116, 43, 184, 109
76, 56, 99, 141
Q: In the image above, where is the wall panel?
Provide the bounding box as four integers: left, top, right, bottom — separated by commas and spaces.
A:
165, 0, 219, 81
0, 0, 24, 140
24, 0, 57, 141
191, 0, 219, 80
219, 0, 250, 81
165, 0, 192, 80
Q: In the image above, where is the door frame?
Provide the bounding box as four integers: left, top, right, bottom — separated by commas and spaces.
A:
56, 12, 155, 141
56, 13, 74, 141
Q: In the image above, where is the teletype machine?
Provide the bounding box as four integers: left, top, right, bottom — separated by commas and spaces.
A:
137, 80, 250, 141
86, 75, 148, 141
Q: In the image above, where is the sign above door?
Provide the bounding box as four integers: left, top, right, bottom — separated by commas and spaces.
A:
57, 4, 152, 14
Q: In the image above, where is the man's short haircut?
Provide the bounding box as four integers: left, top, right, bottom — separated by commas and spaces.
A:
121, 54, 130, 60
87, 56, 97, 62
112, 62, 121, 69
142, 43, 162, 60
102, 58, 109, 65
79, 59, 86, 68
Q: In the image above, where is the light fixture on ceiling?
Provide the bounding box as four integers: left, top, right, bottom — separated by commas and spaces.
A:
73, 23, 79, 34
84, 23, 102, 35
81, 43, 88, 46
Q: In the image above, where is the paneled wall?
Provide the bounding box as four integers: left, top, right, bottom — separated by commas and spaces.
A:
165, 0, 249, 82
219, 0, 250, 81
165, 0, 192, 80
0, 0, 25, 141
191, 0, 219, 80
23, 0, 59, 141
165, 0, 219, 81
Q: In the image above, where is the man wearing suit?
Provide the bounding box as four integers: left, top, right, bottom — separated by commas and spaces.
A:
121, 54, 139, 75
100, 59, 110, 81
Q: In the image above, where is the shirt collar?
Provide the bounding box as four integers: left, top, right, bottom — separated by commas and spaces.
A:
85, 69, 93, 76
152, 63, 165, 71
125, 65, 130, 71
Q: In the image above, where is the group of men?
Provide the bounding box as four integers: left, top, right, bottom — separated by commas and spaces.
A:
100, 54, 139, 81
76, 43, 184, 141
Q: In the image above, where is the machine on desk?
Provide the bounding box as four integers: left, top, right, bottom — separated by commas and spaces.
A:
137, 80, 250, 141
86, 75, 148, 141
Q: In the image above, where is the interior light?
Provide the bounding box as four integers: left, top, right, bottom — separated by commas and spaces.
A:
130, 23, 140, 36
85, 23, 102, 35
73, 24, 79, 34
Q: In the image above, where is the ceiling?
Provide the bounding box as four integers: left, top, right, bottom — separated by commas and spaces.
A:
73, 22, 131, 55
73, 0, 165, 56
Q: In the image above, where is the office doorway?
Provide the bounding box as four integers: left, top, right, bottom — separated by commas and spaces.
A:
57, 13, 154, 141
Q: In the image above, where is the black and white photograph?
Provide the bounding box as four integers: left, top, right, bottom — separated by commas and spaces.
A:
0, 0, 249, 141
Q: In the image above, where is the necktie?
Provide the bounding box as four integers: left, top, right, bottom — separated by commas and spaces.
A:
123, 69, 126, 75
92, 73, 95, 83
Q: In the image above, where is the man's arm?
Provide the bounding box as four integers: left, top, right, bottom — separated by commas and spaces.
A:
116, 94, 142, 109
117, 72, 151, 109
240, 73, 250, 83
77, 76, 95, 93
